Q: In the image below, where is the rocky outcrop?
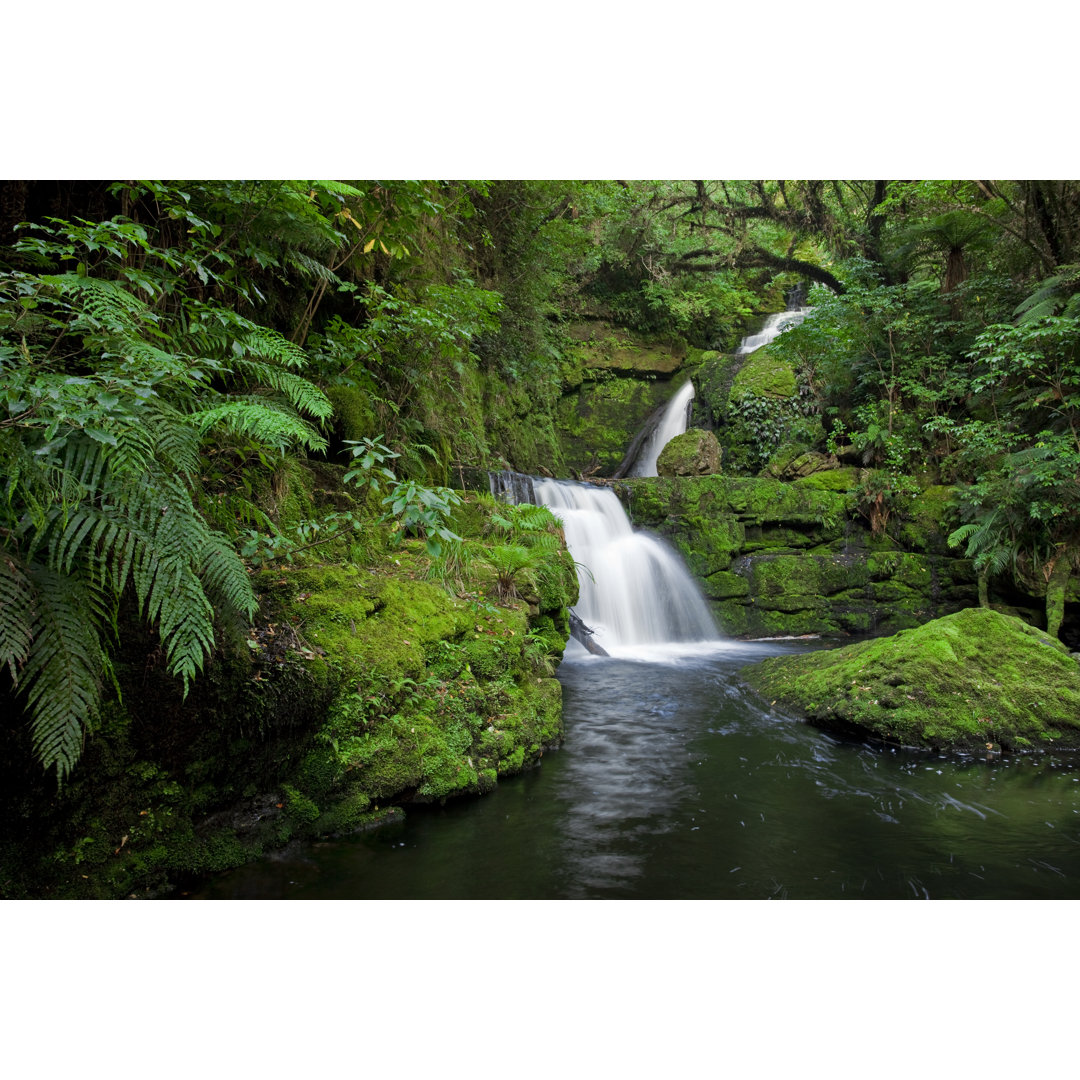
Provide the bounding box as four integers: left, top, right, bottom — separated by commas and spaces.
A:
615, 474, 979, 638
741, 608, 1080, 752
551, 324, 689, 478
657, 428, 722, 477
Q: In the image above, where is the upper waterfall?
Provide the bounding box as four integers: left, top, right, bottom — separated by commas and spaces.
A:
736, 307, 811, 354
623, 380, 696, 478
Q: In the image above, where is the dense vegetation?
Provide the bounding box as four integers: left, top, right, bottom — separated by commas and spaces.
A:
3, 178, 1079, 895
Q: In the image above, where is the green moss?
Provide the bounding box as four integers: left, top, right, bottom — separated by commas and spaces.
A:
792, 468, 860, 492
656, 428, 722, 477
898, 485, 959, 552
325, 383, 379, 444
1, 483, 580, 898
742, 607, 1080, 751
555, 375, 681, 477
730, 343, 798, 399
566, 321, 685, 375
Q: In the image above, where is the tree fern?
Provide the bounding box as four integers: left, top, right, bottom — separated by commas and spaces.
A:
187, 399, 328, 453
1015, 265, 1080, 324
233, 358, 333, 420
17, 565, 105, 782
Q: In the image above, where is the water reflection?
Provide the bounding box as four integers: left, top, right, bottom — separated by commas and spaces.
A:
192, 641, 1080, 900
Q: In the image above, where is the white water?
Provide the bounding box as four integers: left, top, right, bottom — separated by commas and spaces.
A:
530, 478, 721, 659
626, 380, 696, 478
736, 307, 811, 354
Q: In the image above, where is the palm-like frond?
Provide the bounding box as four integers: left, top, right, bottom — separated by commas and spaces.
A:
187, 399, 328, 453
0, 554, 36, 680
233, 358, 333, 420
18, 565, 105, 782
1015, 265, 1080, 324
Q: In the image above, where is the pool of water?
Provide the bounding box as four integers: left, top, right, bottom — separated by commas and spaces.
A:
192, 641, 1080, 899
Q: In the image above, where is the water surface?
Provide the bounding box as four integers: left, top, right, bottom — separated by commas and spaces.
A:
194, 641, 1080, 899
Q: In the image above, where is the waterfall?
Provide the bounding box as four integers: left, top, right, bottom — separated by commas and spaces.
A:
736, 306, 811, 354
624, 380, 696, 478
491, 472, 721, 659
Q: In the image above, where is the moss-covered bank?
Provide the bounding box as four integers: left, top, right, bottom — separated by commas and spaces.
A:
615, 474, 978, 637
741, 608, 1080, 752
0, 495, 578, 899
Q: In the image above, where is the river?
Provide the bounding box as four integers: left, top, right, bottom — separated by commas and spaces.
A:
192, 640, 1080, 899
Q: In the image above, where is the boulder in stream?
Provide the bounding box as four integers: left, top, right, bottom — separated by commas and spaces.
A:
741, 607, 1080, 752
657, 428, 722, 477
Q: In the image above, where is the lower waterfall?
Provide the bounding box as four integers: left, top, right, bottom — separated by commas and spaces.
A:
492, 472, 721, 659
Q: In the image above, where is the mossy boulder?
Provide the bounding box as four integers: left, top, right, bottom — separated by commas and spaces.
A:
762, 449, 839, 481
729, 343, 797, 399
741, 607, 1080, 752
657, 428, 722, 477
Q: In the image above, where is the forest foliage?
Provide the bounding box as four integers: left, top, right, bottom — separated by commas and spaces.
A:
3, 177, 1080, 780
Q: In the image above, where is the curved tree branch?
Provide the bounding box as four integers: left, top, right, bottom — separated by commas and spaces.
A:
673, 246, 845, 294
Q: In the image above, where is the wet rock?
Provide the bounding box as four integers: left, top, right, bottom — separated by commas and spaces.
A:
657, 428, 722, 477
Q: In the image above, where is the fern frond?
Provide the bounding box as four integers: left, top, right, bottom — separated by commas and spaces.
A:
238, 325, 309, 370
947, 522, 979, 550
285, 250, 342, 287
133, 402, 202, 477
1015, 265, 1080, 324
199, 534, 258, 621
0, 554, 36, 679
233, 359, 333, 420
42, 273, 157, 335
154, 562, 216, 693
188, 399, 328, 453
19, 565, 104, 783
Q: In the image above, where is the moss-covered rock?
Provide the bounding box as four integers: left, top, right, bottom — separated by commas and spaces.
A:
554, 374, 680, 477
762, 449, 839, 481
741, 607, 1080, 751
614, 474, 979, 638
657, 428, 722, 477
730, 343, 797, 399
565, 321, 685, 376
0, 489, 579, 898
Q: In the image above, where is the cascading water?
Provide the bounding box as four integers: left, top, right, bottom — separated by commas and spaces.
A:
624, 380, 696, 478
736, 306, 811, 354
491, 472, 721, 659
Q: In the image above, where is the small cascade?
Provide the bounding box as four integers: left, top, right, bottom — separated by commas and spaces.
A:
736, 306, 811, 355
491, 471, 721, 659
624, 380, 696, 478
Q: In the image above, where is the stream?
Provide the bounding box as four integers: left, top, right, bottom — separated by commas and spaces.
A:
193, 641, 1080, 899
192, 307, 1080, 900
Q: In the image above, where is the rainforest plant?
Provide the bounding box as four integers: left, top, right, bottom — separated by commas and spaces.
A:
0, 188, 335, 781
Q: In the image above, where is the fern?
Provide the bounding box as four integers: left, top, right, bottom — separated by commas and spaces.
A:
236, 324, 309, 370
233, 358, 334, 420
188, 399, 328, 453
0, 555, 36, 680
0, 188, 357, 782
1015, 265, 1080, 324
286, 250, 343, 287
19, 566, 105, 782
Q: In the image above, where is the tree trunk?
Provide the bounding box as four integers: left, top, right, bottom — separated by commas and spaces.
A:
977, 568, 989, 608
